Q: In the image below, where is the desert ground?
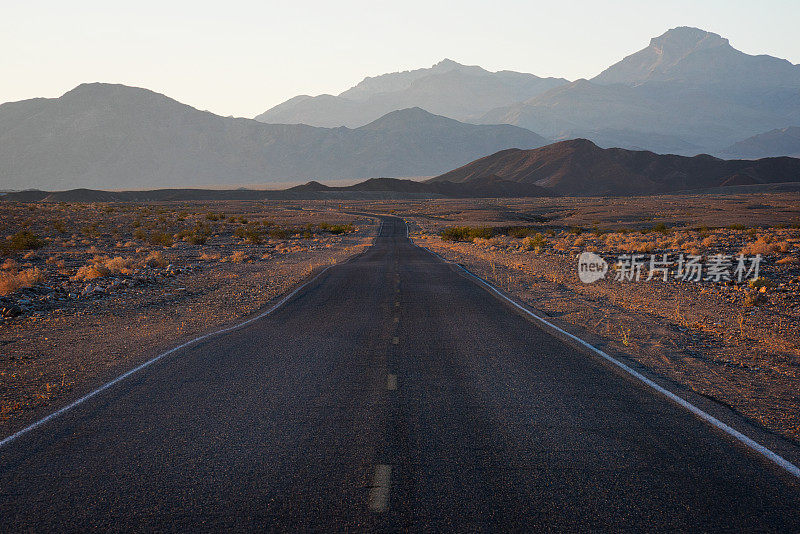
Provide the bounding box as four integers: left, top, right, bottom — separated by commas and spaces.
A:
364, 193, 800, 443
0, 201, 377, 434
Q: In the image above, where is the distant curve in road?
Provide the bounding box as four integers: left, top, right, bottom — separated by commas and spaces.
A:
1, 216, 799, 531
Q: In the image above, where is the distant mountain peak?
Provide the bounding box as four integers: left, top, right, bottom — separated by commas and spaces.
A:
62, 82, 129, 97
649, 26, 729, 52
60, 82, 169, 103
433, 58, 462, 68
591, 26, 800, 87
360, 107, 453, 130
558, 138, 600, 149
430, 58, 479, 72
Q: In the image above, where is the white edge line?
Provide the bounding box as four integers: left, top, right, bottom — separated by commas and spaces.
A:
407, 222, 800, 480
0, 264, 336, 450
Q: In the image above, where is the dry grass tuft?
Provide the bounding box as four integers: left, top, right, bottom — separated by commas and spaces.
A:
0, 267, 44, 295
72, 255, 136, 281
71, 263, 110, 281
226, 251, 249, 263
740, 236, 789, 255
104, 256, 135, 274
144, 251, 167, 268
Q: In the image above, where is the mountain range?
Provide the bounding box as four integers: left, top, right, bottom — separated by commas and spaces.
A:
259, 27, 800, 156
0, 85, 546, 190
5, 139, 798, 201
722, 127, 800, 159
255, 59, 567, 128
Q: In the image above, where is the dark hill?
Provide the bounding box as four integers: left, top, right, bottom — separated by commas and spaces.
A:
430, 139, 800, 196
0, 176, 557, 203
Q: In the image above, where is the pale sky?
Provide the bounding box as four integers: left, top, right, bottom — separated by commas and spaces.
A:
2, 0, 798, 118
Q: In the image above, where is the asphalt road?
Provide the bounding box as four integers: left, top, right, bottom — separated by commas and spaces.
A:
1, 216, 799, 531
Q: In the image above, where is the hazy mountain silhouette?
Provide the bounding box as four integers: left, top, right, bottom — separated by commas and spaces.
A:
430, 139, 800, 196
7, 138, 798, 201
254, 59, 567, 127
479, 27, 800, 154
722, 127, 800, 159
593, 27, 800, 86
0, 84, 548, 190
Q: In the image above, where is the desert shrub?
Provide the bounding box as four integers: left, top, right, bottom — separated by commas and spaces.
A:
186, 233, 208, 245
144, 251, 167, 268
316, 222, 352, 235
700, 235, 717, 247
744, 291, 767, 306
636, 240, 657, 253
227, 251, 249, 263
147, 231, 173, 247
72, 263, 110, 281
133, 228, 147, 240
506, 226, 540, 238
199, 252, 221, 261
72, 255, 135, 281
326, 224, 353, 235
234, 225, 263, 244
727, 223, 748, 230
440, 226, 493, 242
1, 231, 46, 254
740, 236, 786, 255
179, 223, 211, 245
568, 226, 583, 235
522, 233, 545, 251
205, 212, 222, 221
0, 267, 44, 294
104, 256, 135, 275
269, 227, 289, 239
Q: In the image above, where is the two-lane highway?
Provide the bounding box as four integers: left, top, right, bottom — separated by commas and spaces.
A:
1, 216, 799, 531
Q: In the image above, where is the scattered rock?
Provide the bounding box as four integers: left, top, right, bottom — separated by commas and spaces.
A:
1, 305, 22, 318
